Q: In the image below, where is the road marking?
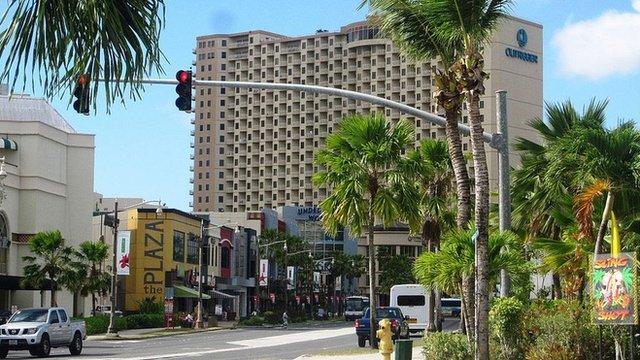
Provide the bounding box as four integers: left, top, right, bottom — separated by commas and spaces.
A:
81, 326, 354, 360
228, 327, 353, 348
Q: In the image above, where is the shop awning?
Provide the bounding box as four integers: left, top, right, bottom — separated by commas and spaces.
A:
173, 285, 211, 300
210, 289, 235, 299
0, 275, 52, 290
0, 139, 17, 151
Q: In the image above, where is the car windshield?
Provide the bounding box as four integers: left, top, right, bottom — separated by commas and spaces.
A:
346, 298, 369, 311
365, 308, 402, 318
8, 309, 48, 323
442, 300, 461, 308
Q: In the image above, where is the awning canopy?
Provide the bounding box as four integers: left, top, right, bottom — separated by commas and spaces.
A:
0, 275, 52, 290
173, 285, 211, 300
0, 138, 17, 151
210, 289, 235, 299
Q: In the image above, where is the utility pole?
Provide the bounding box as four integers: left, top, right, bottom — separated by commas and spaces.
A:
106, 199, 119, 337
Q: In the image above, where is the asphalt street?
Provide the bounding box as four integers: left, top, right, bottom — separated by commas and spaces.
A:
2, 319, 459, 360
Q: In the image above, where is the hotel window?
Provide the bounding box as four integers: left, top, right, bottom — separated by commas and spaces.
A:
173, 231, 185, 262
187, 234, 198, 264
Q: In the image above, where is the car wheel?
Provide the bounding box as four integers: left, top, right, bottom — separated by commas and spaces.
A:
358, 336, 366, 348
38, 333, 51, 357
69, 331, 83, 355
0, 347, 7, 359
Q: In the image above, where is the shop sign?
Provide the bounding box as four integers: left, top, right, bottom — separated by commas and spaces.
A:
592, 252, 637, 325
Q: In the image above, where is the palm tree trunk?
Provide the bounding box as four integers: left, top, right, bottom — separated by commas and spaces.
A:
444, 107, 471, 229
594, 191, 614, 259
467, 92, 490, 360
91, 293, 96, 317
460, 278, 475, 341
368, 210, 377, 348
552, 273, 562, 300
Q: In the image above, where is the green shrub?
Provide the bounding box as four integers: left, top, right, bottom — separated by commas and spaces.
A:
239, 315, 264, 326
263, 311, 279, 325
124, 313, 164, 329
423, 332, 473, 360
83, 315, 127, 335
522, 300, 603, 360
136, 297, 164, 314
490, 297, 525, 360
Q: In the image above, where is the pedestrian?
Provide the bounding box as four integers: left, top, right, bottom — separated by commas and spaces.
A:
282, 311, 289, 329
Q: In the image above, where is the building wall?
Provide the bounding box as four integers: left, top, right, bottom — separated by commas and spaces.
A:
0, 95, 95, 315
123, 209, 206, 312
191, 16, 543, 212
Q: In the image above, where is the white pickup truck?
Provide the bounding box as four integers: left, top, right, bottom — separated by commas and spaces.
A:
0, 307, 86, 358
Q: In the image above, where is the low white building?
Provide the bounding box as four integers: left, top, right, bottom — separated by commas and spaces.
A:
0, 92, 95, 316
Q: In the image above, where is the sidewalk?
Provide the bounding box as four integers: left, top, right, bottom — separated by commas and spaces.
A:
296, 347, 423, 360
87, 321, 237, 341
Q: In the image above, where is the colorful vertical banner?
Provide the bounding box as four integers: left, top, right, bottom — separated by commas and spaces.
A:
287, 266, 296, 290
116, 230, 131, 275
335, 276, 342, 291
313, 271, 320, 292
259, 259, 269, 287
592, 252, 637, 325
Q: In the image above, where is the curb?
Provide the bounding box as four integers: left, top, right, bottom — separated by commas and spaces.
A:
87, 325, 237, 341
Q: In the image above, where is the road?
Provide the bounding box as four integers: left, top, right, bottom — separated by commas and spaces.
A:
3, 319, 459, 359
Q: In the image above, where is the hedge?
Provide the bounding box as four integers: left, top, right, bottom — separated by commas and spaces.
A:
82, 314, 164, 335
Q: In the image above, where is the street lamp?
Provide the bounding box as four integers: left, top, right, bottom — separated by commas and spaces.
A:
196, 221, 241, 329
101, 198, 164, 338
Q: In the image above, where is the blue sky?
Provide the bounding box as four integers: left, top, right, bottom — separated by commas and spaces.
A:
2, 0, 639, 211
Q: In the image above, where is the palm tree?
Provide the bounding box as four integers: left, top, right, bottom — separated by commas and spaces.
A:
361, 0, 471, 229
512, 100, 607, 298
406, 139, 456, 331
22, 230, 75, 307
414, 227, 526, 340
0, 0, 165, 110
75, 241, 111, 316
314, 113, 421, 348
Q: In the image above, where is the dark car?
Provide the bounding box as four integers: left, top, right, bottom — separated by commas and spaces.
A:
354, 307, 410, 347
0, 310, 11, 325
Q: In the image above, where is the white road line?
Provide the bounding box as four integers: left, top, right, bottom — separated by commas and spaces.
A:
81, 326, 354, 360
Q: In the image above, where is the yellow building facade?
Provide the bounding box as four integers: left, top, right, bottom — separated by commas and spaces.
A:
122, 208, 214, 312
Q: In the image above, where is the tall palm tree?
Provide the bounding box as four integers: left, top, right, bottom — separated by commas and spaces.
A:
314, 113, 421, 348
416, 2, 512, 356
22, 230, 75, 307
406, 139, 456, 331
75, 241, 111, 316
414, 227, 526, 341
0, 0, 166, 110
361, 0, 471, 230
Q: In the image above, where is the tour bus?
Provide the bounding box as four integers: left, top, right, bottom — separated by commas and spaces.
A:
390, 284, 428, 333
344, 296, 369, 321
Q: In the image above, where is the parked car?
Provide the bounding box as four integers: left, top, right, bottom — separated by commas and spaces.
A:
354, 307, 410, 348
440, 298, 462, 318
0, 311, 11, 326
0, 307, 86, 358
95, 305, 122, 317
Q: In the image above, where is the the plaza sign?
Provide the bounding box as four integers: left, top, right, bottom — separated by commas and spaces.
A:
505, 28, 538, 64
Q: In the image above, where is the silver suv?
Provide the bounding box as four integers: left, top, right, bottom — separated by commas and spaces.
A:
0, 307, 86, 358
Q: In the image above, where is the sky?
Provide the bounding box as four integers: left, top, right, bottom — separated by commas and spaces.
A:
1, 0, 639, 211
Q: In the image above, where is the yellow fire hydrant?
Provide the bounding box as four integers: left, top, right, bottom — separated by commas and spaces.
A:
376, 318, 394, 360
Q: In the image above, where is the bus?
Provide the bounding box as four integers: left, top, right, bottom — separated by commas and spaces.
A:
390, 284, 428, 333
344, 296, 369, 321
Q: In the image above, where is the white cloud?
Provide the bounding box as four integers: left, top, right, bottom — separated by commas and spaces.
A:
553, 1, 640, 80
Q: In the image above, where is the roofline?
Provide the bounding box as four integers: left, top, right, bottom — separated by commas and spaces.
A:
137, 207, 205, 222
503, 14, 543, 29
197, 30, 287, 40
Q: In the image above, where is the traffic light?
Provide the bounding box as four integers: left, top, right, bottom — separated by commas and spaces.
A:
175, 70, 192, 111
73, 74, 90, 115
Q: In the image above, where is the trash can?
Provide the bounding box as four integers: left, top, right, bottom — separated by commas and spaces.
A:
394, 339, 413, 360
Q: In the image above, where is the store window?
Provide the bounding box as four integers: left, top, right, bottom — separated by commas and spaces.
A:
173, 231, 185, 262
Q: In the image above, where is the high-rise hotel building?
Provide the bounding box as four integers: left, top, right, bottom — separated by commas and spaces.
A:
191, 16, 542, 213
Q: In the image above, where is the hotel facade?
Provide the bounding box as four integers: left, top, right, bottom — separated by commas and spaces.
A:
190, 16, 543, 213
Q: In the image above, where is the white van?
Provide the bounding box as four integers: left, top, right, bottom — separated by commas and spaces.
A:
390, 284, 428, 333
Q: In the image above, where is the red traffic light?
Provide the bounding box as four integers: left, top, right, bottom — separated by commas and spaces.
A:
176, 70, 190, 84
